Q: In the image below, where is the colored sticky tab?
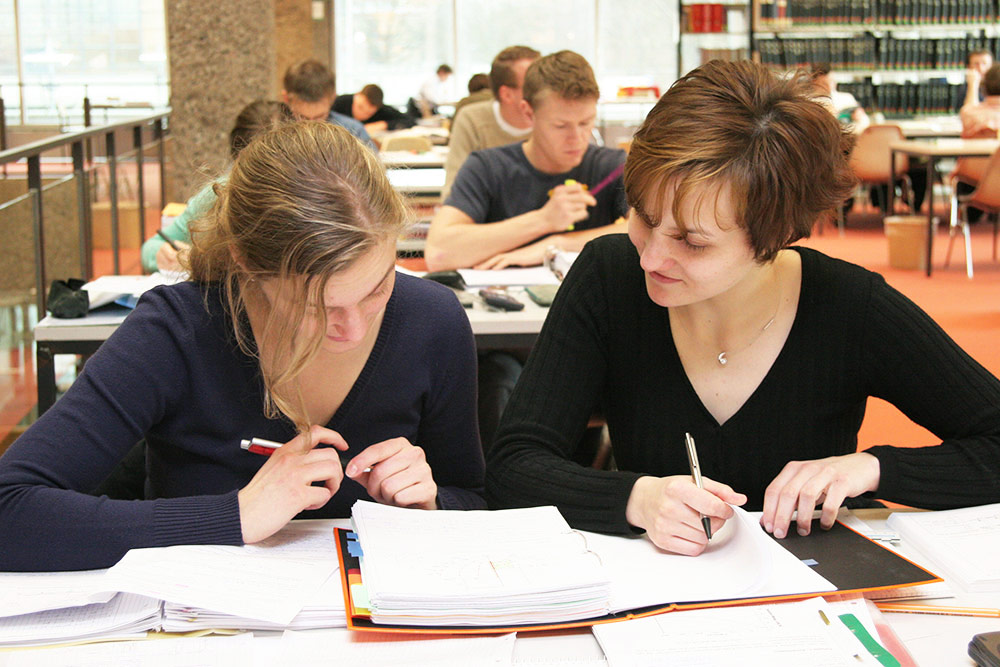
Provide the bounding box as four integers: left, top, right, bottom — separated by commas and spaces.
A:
801, 558, 818, 566
838, 613, 901, 667
350, 583, 370, 614
347, 539, 364, 558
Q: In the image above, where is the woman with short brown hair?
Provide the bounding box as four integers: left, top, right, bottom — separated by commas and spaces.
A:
486, 60, 1000, 555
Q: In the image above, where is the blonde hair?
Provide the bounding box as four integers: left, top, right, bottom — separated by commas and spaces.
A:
188, 121, 409, 433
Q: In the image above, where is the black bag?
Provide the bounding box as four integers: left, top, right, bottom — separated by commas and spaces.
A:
47, 279, 89, 318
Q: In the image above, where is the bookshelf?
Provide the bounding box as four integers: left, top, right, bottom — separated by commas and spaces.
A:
679, 1, 752, 76
752, 1, 1000, 117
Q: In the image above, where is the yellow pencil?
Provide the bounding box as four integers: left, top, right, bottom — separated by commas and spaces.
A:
874, 602, 1000, 618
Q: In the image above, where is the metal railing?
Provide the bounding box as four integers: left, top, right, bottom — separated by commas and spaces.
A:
0, 110, 170, 316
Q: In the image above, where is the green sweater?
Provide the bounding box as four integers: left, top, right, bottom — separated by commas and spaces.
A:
141, 181, 219, 273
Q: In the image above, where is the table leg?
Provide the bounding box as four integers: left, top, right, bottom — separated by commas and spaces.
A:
926, 157, 935, 277
889, 149, 896, 216
36, 342, 57, 416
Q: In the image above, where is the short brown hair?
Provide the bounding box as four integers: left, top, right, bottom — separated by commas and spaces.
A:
359, 83, 384, 109
489, 45, 540, 97
522, 50, 599, 108
228, 100, 293, 159
625, 60, 856, 262
967, 48, 993, 67
283, 59, 336, 102
467, 73, 490, 93
985, 63, 1000, 96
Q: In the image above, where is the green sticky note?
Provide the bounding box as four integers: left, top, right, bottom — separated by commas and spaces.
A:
838, 613, 900, 667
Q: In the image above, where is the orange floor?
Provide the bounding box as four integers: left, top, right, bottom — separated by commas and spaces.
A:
1, 204, 999, 451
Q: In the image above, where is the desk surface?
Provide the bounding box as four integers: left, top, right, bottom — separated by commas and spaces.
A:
889, 137, 1000, 157
893, 117, 964, 138
381, 146, 448, 169
385, 167, 446, 194
34, 284, 548, 342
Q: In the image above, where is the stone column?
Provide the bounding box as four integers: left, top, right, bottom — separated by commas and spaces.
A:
275, 0, 315, 93
165, 0, 277, 200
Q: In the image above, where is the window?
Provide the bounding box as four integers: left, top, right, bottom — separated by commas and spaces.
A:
335, 0, 678, 107
5, 0, 167, 126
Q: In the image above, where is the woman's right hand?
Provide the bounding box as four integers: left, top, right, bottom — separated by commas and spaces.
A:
624, 475, 747, 555
238, 425, 348, 543
155, 239, 190, 272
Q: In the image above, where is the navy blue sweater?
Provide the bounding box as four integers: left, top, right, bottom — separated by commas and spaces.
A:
0, 274, 484, 571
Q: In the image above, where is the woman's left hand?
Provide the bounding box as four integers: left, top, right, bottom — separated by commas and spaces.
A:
344, 438, 438, 510
761, 452, 880, 539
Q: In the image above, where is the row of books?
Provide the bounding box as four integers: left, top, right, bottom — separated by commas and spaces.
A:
759, 35, 997, 71
840, 79, 967, 115
683, 3, 729, 33
758, 0, 997, 25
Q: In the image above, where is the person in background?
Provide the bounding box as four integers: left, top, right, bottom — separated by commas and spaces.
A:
961, 48, 994, 108
955, 62, 1000, 221
334, 84, 416, 134
960, 62, 1000, 136
411, 64, 454, 118
281, 59, 374, 150
0, 122, 485, 572
486, 60, 1000, 556
452, 73, 492, 121
426, 49, 627, 272
443, 46, 541, 200
141, 100, 293, 273
810, 63, 869, 133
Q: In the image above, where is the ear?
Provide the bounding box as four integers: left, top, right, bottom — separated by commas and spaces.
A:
520, 99, 534, 124
280, 90, 291, 104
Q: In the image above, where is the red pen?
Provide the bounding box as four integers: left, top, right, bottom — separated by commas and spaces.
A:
240, 437, 282, 455
240, 436, 371, 472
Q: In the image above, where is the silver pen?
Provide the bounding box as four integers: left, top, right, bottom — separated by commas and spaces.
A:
684, 432, 712, 540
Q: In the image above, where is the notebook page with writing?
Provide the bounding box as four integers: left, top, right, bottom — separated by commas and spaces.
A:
584, 505, 835, 613
0, 570, 115, 618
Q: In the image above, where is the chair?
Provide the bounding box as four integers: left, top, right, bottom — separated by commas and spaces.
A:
944, 128, 995, 276
380, 133, 433, 153
946, 147, 1000, 278
848, 124, 914, 223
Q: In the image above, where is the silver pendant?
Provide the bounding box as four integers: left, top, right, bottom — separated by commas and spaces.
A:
717, 352, 728, 366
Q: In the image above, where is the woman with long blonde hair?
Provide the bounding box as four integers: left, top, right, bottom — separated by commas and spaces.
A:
0, 122, 484, 571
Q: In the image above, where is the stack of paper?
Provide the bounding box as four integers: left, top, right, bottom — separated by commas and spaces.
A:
82, 271, 186, 309
350, 502, 610, 626
887, 503, 1000, 592
0, 592, 161, 647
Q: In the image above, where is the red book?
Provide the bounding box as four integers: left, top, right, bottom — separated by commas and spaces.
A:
690, 4, 705, 33
710, 3, 725, 32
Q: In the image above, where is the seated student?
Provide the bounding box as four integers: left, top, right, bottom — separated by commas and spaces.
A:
810, 63, 869, 133
486, 60, 1000, 556
452, 72, 492, 121
281, 59, 375, 150
411, 64, 454, 118
960, 48, 994, 109
443, 46, 540, 199
141, 100, 292, 273
0, 122, 485, 572
425, 50, 627, 271
334, 84, 416, 134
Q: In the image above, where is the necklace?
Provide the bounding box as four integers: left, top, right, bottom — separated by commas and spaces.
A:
716, 310, 777, 366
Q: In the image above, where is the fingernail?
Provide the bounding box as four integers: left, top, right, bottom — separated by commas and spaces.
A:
764, 522, 772, 533
798, 527, 808, 536
774, 528, 784, 538
346, 465, 355, 477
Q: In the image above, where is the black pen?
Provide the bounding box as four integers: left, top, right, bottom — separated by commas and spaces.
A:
684, 432, 713, 540
156, 229, 181, 252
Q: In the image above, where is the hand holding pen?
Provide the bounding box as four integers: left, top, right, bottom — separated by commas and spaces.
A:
623, 434, 747, 556
237, 425, 350, 544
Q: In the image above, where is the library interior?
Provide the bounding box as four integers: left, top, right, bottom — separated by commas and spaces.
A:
1, 1, 1000, 665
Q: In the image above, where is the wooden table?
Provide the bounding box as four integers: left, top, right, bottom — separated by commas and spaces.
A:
888, 138, 1000, 276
